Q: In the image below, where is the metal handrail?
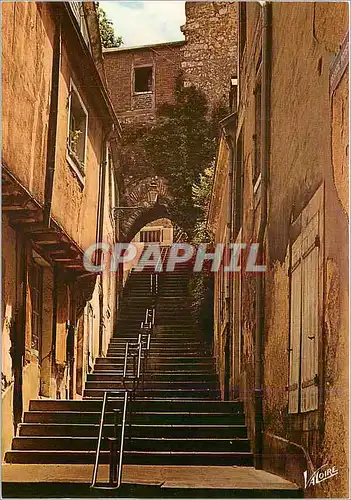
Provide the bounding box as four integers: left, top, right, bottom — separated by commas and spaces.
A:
90, 268, 161, 491
138, 331, 151, 390
91, 391, 108, 488
122, 341, 142, 398
91, 390, 129, 490
138, 331, 151, 352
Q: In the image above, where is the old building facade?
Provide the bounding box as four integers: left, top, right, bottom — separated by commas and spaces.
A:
208, 2, 349, 497
2, 1, 121, 457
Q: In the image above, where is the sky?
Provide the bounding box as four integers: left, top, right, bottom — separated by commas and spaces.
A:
100, 1, 186, 48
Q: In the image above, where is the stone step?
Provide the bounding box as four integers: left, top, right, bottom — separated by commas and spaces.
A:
29, 399, 243, 413
5, 449, 254, 466
83, 389, 220, 399
107, 348, 210, 356
86, 373, 217, 383
12, 436, 251, 453
1, 464, 303, 498
93, 362, 215, 372
109, 338, 202, 346
95, 356, 214, 365
24, 411, 245, 425
19, 423, 247, 438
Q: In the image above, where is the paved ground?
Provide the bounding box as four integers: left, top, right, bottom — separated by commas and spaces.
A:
2, 464, 299, 491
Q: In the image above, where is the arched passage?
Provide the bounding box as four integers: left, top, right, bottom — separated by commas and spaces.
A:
118, 175, 187, 242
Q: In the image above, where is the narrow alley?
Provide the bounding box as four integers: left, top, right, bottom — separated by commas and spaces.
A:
2, 1, 349, 498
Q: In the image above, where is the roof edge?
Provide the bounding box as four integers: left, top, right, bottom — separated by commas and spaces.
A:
103, 39, 186, 54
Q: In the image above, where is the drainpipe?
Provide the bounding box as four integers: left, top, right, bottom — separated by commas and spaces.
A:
96, 127, 114, 355
43, 11, 62, 227
254, 1, 272, 469
111, 140, 121, 333
221, 113, 237, 399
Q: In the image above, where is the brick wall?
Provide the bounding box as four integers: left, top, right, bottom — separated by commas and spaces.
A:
103, 41, 184, 123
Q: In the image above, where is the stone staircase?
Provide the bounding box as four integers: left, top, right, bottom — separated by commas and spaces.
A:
3, 262, 303, 497
5, 264, 253, 467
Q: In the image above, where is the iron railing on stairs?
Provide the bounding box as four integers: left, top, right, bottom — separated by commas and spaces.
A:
91, 274, 159, 490
90, 390, 129, 490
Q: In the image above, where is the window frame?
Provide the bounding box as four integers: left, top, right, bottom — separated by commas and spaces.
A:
233, 130, 244, 240
140, 229, 161, 243
66, 79, 88, 187
29, 262, 43, 354
253, 62, 262, 190
133, 65, 154, 95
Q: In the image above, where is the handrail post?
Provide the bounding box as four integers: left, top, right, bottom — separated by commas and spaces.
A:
91, 391, 108, 488
123, 342, 129, 380
117, 391, 129, 488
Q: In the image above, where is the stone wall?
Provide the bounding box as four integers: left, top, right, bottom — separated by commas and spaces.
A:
181, 1, 238, 110
104, 2, 238, 123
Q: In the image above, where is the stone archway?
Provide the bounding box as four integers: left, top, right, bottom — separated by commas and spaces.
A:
118, 176, 177, 242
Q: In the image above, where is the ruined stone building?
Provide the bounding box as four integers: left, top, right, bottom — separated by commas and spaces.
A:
103, 1, 238, 240
2, 1, 122, 456
208, 2, 349, 497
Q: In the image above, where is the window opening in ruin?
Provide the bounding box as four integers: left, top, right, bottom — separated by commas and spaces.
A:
134, 66, 153, 93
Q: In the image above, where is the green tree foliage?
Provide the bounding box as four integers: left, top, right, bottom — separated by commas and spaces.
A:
97, 6, 122, 48
192, 165, 215, 244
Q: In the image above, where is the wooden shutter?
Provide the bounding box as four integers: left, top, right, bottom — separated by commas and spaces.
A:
288, 234, 302, 414
300, 213, 319, 412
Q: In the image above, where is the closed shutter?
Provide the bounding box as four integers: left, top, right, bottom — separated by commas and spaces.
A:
300, 213, 319, 412
288, 234, 302, 414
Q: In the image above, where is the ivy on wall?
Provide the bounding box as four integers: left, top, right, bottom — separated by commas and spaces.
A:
121, 77, 227, 337
121, 75, 228, 237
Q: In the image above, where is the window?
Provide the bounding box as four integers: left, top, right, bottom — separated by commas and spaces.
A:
134, 66, 153, 93
233, 131, 244, 239
288, 186, 323, 414
239, 2, 247, 60
140, 230, 160, 243
253, 66, 262, 187
86, 303, 94, 374
29, 263, 43, 352
67, 82, 88, 182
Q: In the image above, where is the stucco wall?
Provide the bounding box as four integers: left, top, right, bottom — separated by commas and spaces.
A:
2, 1, 120, 459
2, 2, 54, 203
2, 2, 104, 252
236, 3, 349, 496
